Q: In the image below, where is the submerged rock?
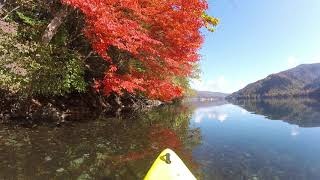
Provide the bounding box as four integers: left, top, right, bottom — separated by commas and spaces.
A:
77, 173, 91, 180
70, 157, 85, 169
56, 168, 65, 173
44, 156, 52, 162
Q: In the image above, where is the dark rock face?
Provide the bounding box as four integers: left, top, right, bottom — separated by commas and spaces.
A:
228, 63, 320, 99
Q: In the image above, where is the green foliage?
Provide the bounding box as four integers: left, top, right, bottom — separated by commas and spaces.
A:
14, 10, 48, 40
16, 12, 38, 26
29, 48, 87, 96
0, 30, 87, 96
51, 26, 69, 46
0, 31, 31, 93
202, 12, 219, 32
172, 63, 201, 96
0, 0, 88, 97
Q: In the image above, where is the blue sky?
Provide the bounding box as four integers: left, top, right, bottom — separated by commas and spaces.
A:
191, 0, 320, 93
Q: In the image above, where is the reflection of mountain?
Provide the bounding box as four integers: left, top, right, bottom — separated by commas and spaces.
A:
230, 98, 320, 127
188, 100, 228, 109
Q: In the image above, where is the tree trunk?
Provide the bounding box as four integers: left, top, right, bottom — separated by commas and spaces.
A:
42, 6, 72, 45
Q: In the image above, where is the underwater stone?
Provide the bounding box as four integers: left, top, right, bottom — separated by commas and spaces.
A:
56, 168, 65, 173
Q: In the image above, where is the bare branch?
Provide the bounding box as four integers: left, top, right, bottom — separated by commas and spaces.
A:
41, 5, 73, 45
1, 6, 20, 20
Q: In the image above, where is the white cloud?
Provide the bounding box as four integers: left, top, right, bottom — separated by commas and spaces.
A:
191, 76, 228, 92
191, 76, 246, 93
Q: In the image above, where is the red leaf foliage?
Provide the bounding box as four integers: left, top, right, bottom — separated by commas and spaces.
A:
62, 0, 208, 101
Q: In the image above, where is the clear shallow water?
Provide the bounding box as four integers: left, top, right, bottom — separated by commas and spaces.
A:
0, 105, 200, 179
190, 99, 320, 180
1, 99, 320, 179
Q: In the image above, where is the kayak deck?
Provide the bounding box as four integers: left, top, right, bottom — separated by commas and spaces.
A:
144, 149, 196, 180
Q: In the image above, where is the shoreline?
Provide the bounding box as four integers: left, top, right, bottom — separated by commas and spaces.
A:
0, 89, 164, 125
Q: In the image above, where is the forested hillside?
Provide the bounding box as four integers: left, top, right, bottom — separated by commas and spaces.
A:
228, 63, 320, 99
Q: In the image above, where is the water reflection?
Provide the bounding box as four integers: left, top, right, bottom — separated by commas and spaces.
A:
191, 99, 320, 180
2, 99, 320, 180
0, 105, 202, 180
194, 106, 229, 123
291, 125, 300, 136
231, 98, 320, 127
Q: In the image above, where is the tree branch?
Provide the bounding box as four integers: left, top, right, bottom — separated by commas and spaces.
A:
42, 5, 73, 45
1, 6, 20, 20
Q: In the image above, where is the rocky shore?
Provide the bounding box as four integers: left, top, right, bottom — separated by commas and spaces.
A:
0, 89, 163, 125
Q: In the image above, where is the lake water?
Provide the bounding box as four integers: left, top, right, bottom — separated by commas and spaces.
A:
1, 98, 320, 180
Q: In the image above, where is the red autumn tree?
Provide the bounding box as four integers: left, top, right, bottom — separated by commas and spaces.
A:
62, 0, 217, 101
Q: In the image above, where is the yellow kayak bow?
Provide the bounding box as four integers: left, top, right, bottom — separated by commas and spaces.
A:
144, 149, 197, 180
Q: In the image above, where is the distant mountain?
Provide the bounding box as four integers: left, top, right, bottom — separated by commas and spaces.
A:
227, 63, 320, 99
185, 90, 228, 102
195, 91, 229, 98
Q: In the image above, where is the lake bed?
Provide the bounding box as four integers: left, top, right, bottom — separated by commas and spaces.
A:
1, 99, 320, 180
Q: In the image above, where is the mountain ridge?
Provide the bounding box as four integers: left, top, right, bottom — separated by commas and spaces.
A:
195, 91, 229, 98
227, 63, 320, 99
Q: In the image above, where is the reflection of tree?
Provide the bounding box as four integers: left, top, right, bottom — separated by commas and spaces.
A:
231, 98, 320, 127
0, 104, 202, 179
